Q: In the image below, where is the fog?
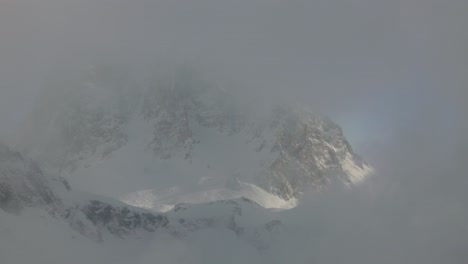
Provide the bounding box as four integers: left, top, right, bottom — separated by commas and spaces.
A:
2, 0, 466, 141
0, 0, 467, 263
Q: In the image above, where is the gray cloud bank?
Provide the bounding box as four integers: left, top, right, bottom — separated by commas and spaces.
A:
1, 0, 466, 140
0, 0, 467, 263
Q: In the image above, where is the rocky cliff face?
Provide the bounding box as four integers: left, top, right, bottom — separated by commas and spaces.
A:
253, 106, 372, 199
0, 144, 64, 214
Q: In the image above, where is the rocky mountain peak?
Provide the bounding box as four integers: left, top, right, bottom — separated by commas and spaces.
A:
256, 106, 372, 199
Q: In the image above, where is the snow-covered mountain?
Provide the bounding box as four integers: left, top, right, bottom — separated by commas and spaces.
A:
0, 143, 284, 250
120, 179, 297, 212
21, 65, 372, 202
1, 65, 374, 263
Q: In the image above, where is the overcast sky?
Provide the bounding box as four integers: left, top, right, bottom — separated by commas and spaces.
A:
0, 1, 467, 263
0, 0, 466, 151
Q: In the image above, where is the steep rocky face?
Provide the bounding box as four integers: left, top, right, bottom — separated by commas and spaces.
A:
253, 107, 372, 199
0, 144, 64, 214
21, 66, 135, 173
57, 106, 129, 172
65, 199, 169, 242
141, 68, 245, 160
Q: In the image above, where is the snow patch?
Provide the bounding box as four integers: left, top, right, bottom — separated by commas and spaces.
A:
120, 181, 297, 212
341, 155, 374, 184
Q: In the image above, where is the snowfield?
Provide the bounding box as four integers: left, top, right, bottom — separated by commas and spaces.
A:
120, 180, 297, 212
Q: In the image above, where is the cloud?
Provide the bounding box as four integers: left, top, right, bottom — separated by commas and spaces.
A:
1, 0, 466, 127
0, 0, 467, 263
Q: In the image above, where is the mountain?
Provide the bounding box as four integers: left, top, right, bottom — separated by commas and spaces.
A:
2, 65, 373, 264
21, 65, 372, 202
0, 143, 283, 250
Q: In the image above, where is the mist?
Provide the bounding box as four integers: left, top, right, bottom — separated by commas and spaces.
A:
0, 0, 467, 263
2, 0, 465, 138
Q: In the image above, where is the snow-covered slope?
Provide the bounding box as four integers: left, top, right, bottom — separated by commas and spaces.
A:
0, 142, 284, 255
120, 180, 297, 212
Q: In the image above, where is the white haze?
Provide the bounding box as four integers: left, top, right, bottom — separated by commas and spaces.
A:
0, 0, 467, 263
